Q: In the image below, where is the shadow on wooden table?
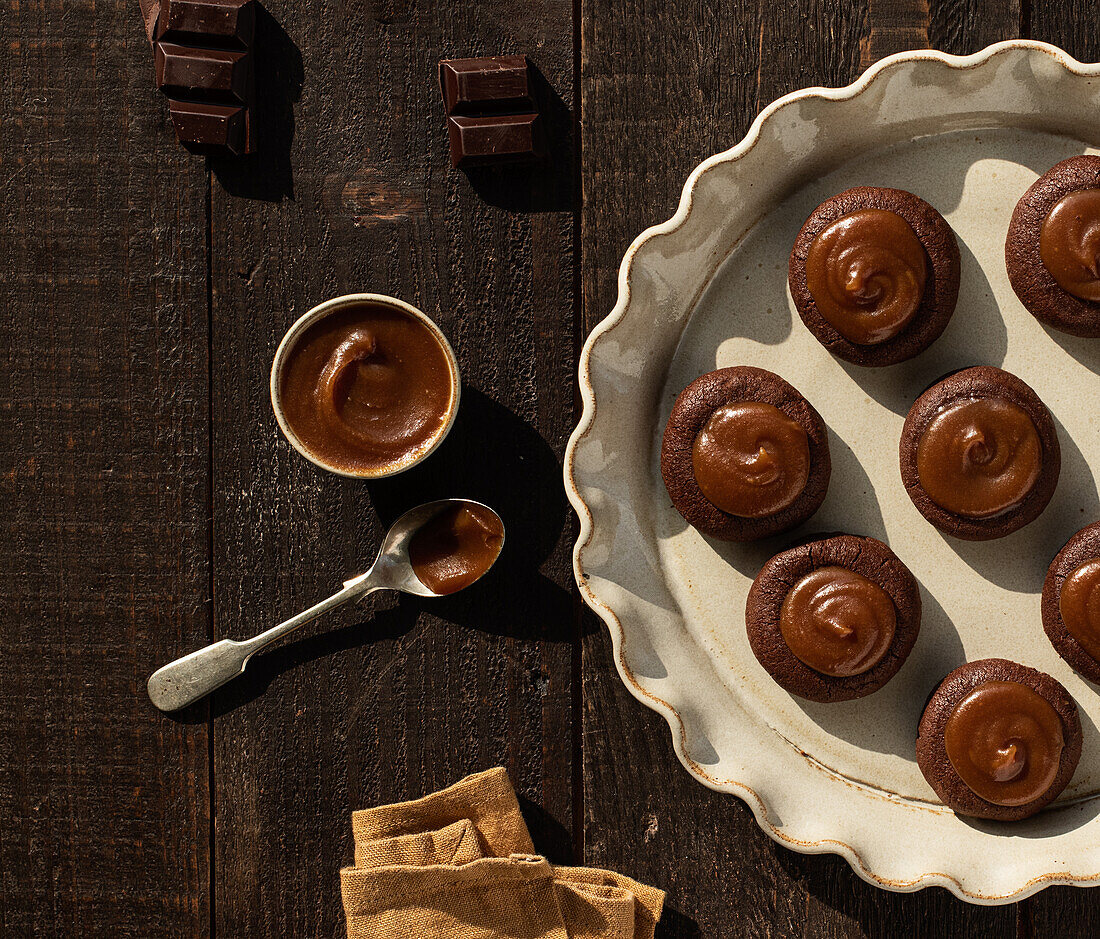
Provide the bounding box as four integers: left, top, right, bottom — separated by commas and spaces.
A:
160, 388, 583, 722
159, 599, 421, 722
365, 386, 586, 643
654, 905, 702, 938
518, 792, 576, 866
209, 4, 304, 202
459, 61, 574, 214
774, 848, 1018, 936
520, 786, 705, 937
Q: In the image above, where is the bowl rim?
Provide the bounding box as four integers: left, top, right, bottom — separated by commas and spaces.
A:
269, 292, 462, 479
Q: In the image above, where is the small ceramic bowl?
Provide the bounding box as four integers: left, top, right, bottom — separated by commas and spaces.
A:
270, 293, 461, 478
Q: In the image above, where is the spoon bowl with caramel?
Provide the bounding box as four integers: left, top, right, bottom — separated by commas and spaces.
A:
147, 499, 504, 712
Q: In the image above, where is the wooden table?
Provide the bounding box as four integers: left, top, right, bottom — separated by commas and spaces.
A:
4, 0, 1099, 935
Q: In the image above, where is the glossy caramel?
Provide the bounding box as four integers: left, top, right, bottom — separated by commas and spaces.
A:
409, 503, 504, 595
779, 566, 896, 677
1039, 188, 1100, 301
279, 303, 454, 475
915, 397, 1041, 519
944, 680, 1064, 806
691, 401, 809, 518
1060, 558, 1100, 662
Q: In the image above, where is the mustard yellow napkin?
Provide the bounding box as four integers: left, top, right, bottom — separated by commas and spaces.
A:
340, 768, 664, 939
352, 767, 535, 860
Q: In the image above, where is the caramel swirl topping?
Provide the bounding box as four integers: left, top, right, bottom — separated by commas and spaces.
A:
915, 397, 1041, 519
691, 401, 810, 518
1039, 188, 1100, 302
779, 566, 896, 677
805, 209, 929, 345
1060, 558, 1100, 662
944, 680, 1065, 807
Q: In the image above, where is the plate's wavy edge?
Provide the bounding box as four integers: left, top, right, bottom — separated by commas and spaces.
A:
564, 40, 1100, 904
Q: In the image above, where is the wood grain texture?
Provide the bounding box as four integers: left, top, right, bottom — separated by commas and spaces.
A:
927, 0, 1021, 53
861, 0, 929, 68
0, 1, 211, 935
580, 0, 1039, 935
207, 1, 577, 936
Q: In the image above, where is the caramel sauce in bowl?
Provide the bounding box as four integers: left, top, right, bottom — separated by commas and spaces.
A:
270, 294, 461, 478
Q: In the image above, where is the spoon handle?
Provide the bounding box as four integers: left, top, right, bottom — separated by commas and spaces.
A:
147, 574, 384, 712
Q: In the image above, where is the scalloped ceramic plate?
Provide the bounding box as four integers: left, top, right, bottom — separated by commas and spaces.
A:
565, 41, 1100, 902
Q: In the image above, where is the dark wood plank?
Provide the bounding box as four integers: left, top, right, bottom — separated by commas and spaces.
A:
0, 1, 211, 936
861, 0, 929, 67
927, 0, 1021, 53
207, 2, 577, 935
581, 1, 1025, 935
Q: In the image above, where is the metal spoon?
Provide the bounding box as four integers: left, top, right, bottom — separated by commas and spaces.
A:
147, 499, 503, 713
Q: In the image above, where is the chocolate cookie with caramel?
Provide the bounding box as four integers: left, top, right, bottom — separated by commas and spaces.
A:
789, 186, 960, 366
745, 534, 921, 702
916, 659, 1081, 821
1042, 520, 1100, 685
1006, 155, 1100, 337
899, 366, 1060, 541
661, 366, 831, 541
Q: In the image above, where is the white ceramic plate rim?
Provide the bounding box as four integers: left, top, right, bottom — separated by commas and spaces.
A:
564, 40, 1100, 903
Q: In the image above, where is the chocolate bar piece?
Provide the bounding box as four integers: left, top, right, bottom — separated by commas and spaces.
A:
438, 54, 545, 169
169, 99, 252, 155
446, 113, 541, 168
153, 0, 257, 155
155, 0, 255, 47
439, 55, 532, 115
155, 43, 252, 102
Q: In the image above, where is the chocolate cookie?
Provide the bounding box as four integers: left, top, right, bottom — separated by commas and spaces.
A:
745, 534, 921, 702
899, 366, 1060, 541
1006, 155, 1100, 337
661, 366, 831, 541
1042, 520, 1100, 684
789, 186, 960, 366
916, 658, 1081, 821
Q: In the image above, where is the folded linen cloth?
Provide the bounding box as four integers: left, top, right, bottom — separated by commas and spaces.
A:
341, 768, 664, 939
